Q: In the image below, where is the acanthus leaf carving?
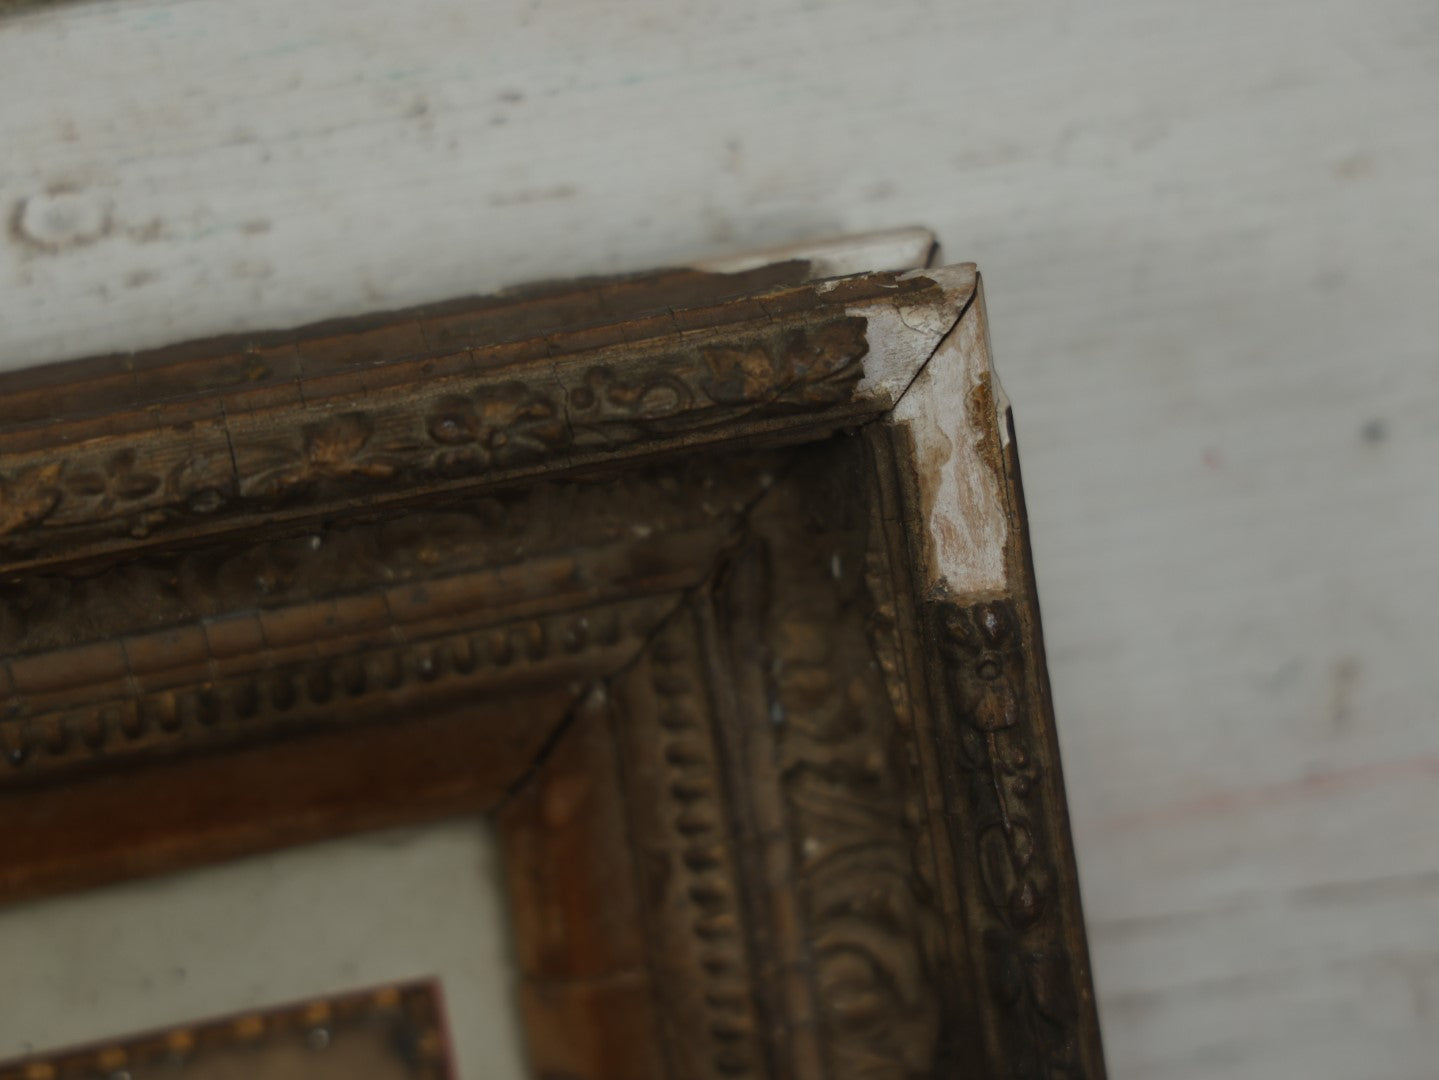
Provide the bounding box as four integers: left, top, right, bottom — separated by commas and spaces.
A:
771, 601, 945, 1080
738, 442, 945, 1080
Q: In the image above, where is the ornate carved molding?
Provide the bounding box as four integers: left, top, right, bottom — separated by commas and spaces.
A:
934, 598, 1089, 1078
612, 611, 766, 1080
0, 258, 1105, 1079
0, 451, 781, 782
1, 594, 675, 781
773, 597, 946, 1079
0, 263, 947, 574
693, 442, 948, 1080
1, 454, 777, 655
765, 468, 946, 1080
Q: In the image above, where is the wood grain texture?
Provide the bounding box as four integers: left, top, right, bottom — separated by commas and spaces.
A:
499, 691, 668, 1080
0, 260, 1101, 1079
1, 2, 1436, 1077
0, 691, 572, 907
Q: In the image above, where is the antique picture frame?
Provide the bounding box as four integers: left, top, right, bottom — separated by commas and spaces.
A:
0, 238, 1105, 1078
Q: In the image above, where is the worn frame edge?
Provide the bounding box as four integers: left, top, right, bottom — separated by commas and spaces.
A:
878, 276, 1107, 1077
0, 258, 1106, 1080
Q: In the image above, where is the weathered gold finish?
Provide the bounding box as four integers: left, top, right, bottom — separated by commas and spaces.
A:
0, 256, 1104, 1078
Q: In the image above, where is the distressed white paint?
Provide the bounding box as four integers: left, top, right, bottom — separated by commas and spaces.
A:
689, 225, 935, 279
1, 2, 1437, 1077
849, 262, 976, 403
890, 282, 1011, 596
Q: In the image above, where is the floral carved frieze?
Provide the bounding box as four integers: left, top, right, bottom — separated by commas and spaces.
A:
937, 599, 1089, 1078
0, 315, 868, 571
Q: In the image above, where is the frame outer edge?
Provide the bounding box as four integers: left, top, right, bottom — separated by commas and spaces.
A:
883, 275, 1108, 1077
0, 266, 968, 578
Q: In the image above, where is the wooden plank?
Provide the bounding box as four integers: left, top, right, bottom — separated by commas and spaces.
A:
498, 690, 666, 1080
0, 692, 572, 906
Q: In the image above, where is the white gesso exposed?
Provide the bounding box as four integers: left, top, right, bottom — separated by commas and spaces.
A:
842, 264, 1012, 598
688, 225, 937, 279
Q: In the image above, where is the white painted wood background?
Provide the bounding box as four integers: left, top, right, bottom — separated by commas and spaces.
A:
2, 1, 1437, 1076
